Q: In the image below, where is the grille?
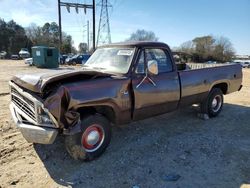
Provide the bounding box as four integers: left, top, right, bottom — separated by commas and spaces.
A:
11, 87, 36, 122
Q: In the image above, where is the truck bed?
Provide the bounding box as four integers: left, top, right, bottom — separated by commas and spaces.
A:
178, 63, 242, 106
187, 63, 233, 70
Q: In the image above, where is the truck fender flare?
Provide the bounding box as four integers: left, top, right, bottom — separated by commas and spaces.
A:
209, 81, 229, 94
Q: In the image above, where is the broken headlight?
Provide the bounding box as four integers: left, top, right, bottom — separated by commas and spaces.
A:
37, 106, 54, 125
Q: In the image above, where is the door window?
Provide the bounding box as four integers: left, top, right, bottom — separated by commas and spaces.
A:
145, 49, 173, 73
135, 51, 145, 74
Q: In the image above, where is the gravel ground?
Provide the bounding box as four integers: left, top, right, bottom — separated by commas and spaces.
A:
0, 60, 250, 188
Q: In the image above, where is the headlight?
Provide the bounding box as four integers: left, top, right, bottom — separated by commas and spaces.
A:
39, 114, 53, 124
37, 106, 54, 126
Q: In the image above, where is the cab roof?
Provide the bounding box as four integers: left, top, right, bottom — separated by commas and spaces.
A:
99, 41, 170, 49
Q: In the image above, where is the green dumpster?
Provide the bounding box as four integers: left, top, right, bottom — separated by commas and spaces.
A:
32, 46, 59, 68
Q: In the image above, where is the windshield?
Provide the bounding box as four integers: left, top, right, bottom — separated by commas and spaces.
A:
84, 47, 135, 74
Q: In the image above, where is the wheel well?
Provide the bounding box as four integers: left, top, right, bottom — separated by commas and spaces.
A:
77, 106, 116, 124
212, 83, 228, 94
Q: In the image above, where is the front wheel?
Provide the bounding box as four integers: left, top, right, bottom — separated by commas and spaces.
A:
200, 88, 224, 118
65, 114, 111, 161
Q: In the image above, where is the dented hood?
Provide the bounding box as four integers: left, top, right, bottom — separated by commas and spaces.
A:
11, 69, 113, 93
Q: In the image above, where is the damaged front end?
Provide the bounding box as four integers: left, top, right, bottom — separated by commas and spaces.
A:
9, 69, 122, 145
9, 82, 59, 144
43, 85, 81, 133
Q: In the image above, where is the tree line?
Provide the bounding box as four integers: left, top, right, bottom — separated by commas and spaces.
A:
126, 30, 235, 63
0, 18, 75, 56
0, 19, 235, 63
177, 35, 235, 63
0, 19, 31, 56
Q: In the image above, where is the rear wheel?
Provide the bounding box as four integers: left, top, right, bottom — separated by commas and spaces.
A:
65, 114, 111, 161
200, 88, 224, 117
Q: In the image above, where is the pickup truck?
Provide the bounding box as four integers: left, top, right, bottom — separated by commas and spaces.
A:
9, 42, 242, 161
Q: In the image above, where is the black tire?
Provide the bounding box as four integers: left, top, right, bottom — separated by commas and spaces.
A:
65, 114, 111, 161
200, 88, 224, 118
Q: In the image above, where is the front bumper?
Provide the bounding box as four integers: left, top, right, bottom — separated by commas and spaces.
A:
10, 103, 58, 144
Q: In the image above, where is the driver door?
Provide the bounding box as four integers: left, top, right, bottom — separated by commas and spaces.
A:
132, 48, 180, 120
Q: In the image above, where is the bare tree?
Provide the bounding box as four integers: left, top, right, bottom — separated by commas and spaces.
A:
179, 40, 194, 54
25, 23, 43, 45
126, 29, 158, 42
213, 36, 235, 62
78, 43, 88, 53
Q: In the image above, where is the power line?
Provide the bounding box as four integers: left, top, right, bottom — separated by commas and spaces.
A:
58, 0, 96, 51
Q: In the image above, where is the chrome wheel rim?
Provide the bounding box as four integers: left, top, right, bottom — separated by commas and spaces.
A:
212, 95, 222, 112
81, 124, 105, 152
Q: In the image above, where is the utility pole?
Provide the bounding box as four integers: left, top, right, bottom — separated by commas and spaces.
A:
87, 20, 90, 51
57, 0, 96, 51
97, 0, 112, 47
58, 0, 62, 51
93, 0, 96, 51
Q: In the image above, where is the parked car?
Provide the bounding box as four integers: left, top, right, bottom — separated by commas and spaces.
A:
241, 62, 250, 68
19, 48, 30, 59
0, 51, 7, 59
24, 58, 33, 66
9, 42, 242, 161
59, 54, 68, 64
65, 55, 72, 64
66, 54, 91, 65
11, 55, 19, 60
82, 54, 91, 64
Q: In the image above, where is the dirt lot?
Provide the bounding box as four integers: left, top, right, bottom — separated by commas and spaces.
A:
0, 60, 250, 188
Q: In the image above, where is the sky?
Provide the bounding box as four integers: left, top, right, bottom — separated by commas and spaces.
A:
0, 0, 249, 55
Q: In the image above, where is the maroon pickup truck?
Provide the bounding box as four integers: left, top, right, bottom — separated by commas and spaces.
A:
9, 42, 242, 161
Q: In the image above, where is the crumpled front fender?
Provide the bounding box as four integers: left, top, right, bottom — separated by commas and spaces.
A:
44, 86, 80, 129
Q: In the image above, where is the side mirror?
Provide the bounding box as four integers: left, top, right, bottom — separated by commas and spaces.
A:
147, 60, 158, 75
136, 60, 158, 88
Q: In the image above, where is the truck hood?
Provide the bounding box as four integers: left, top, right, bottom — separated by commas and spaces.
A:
11, 69, 113, 93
